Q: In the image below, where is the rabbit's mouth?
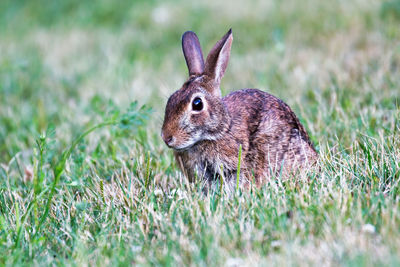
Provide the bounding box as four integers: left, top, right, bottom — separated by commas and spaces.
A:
164, 130, 202, 151
162, 127, 203, 151
170, 137, 202, 152
171, 142, 197, 152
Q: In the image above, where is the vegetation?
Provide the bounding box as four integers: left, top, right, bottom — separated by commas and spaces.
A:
0, 0, 399, 265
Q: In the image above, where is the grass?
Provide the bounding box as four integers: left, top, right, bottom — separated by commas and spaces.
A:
0, 0, 400, 265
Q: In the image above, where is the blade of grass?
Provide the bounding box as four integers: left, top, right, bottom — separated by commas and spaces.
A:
236, 144, 242, 192
145, 151, 151, 189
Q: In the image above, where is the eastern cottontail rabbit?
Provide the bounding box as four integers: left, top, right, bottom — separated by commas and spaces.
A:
161, 29, 317, 186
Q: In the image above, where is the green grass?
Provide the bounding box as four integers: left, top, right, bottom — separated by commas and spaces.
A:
1, 0, 400, 265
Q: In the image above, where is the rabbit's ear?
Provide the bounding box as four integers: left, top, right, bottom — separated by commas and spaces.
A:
182, 31, 205, 76
204, 29, 233, 92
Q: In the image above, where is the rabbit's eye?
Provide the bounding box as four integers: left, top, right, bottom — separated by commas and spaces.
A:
192, 97, 203, 111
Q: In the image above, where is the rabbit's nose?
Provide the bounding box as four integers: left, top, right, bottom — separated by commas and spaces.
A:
161, 132, 174, 146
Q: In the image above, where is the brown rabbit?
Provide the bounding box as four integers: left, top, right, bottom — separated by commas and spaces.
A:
161, 29, 317, 187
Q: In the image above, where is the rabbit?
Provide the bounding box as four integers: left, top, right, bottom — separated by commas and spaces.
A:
161, 29, 318, 187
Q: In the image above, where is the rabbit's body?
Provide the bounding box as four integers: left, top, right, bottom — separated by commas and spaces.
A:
173, 88, 317, 186
162, 30, 317, 186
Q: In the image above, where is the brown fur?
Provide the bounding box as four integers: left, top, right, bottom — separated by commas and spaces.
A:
161, 30, 317, 187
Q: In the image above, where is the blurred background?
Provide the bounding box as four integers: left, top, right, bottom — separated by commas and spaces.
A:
0, 0, 399, 162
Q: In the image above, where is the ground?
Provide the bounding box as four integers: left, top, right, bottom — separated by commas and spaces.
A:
0, 0, 399, 265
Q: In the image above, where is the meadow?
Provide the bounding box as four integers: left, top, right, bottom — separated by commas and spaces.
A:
0, 0, 399, 265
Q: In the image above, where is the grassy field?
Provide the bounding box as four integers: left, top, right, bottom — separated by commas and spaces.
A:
1, 0, 400, 265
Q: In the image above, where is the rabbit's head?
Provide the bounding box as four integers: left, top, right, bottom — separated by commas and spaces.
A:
161, 30, 233, 150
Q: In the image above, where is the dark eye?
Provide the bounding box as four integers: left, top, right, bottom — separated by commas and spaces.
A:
192, 97, 203, 111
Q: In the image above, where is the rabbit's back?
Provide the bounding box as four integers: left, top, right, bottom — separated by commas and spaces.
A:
223, 89, 317, 183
